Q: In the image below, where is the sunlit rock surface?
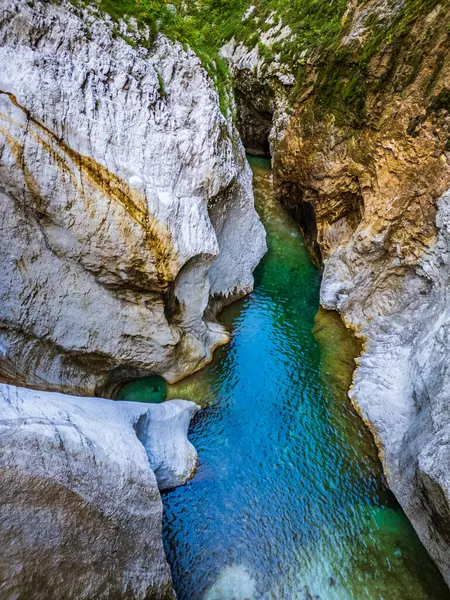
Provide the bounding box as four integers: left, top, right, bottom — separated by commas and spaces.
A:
0, 383, 198, 599
0, 0, 266, 396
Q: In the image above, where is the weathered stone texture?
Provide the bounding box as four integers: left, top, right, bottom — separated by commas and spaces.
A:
0, 0, 266, 396
0, 383, 199, 599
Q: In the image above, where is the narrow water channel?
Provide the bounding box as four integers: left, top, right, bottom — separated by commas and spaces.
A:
157, 158, 448, 599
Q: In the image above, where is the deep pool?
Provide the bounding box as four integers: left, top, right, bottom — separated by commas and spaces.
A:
145, 158, 450, 599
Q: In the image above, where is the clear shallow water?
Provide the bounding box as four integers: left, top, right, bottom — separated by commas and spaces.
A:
117, 374, 167, 403
140, 158, 449, 599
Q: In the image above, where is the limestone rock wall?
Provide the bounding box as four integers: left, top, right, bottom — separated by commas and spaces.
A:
0, 383, 199, 599
0, 0, 266, 396
271, 0, 450, 585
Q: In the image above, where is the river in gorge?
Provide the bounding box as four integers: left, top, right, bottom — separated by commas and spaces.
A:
122, 158, 450, 599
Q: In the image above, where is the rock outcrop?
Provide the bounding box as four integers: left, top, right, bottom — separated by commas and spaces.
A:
204, 565, 256, 600
269, 0, 450, 586
0, 382, 199, 599
0, 0, 266, 396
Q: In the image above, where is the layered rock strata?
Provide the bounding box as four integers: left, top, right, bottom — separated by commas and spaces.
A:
0, 0, 266, 396
0, 382, 199, 599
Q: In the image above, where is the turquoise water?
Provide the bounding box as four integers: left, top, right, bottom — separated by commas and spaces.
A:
141, 158, 449, 599
117, 375, 167, 403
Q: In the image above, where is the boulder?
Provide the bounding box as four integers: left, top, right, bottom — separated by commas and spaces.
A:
0, 383, 199, 599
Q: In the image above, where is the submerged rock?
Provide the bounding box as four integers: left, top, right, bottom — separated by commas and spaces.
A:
269, 506, 440, 600
0, 383, 199, 599
0, 0, 266, 396
204, 565, 256, 600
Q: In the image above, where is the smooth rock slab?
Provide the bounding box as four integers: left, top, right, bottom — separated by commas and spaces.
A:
0, 383, 199, 599
135, 401, 198, 491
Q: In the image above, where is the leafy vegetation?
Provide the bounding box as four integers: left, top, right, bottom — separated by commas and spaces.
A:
313, 0, 446, 126
68, 0, 349, 114
67, 0, 446, 121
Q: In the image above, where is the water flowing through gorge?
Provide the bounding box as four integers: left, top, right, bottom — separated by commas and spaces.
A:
130, 159, 449, 599
4, 1, 450, 596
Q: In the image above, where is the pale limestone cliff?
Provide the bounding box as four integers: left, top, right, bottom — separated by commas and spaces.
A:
0, 2, 268, 597
0, 383, 199, 599
0, 0, 266, 396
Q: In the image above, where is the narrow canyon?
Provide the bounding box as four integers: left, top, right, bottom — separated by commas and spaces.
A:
1, 0, 450, 598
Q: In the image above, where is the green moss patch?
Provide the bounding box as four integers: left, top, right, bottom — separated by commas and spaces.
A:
65, 0, 449, 122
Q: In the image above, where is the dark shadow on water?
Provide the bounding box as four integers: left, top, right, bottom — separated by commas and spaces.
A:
116, 374, 167, 403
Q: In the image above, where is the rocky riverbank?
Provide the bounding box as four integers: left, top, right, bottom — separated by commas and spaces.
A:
0, 382, 198, 599
0, 1, 266, 597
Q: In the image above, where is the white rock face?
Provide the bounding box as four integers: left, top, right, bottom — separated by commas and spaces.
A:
321, 188, 450, 584
0, 382, 199, 599
0, 0, 266, 395
135, 397, 198, 490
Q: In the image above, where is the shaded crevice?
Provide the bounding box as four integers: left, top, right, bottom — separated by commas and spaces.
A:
278, 181, 323, 266
97, 365, 154, 399
233, 74, 274, 158
419, 471, 450, 548
162, 280, 183, 327
289, 200, 323, 266
277, 177, 365, 265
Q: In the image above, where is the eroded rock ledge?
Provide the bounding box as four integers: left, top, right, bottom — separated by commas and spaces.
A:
0, 382, 199, 599
0, 0, 266, 396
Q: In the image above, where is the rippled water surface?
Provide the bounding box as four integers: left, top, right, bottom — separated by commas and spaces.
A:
156, 158, 450, 599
